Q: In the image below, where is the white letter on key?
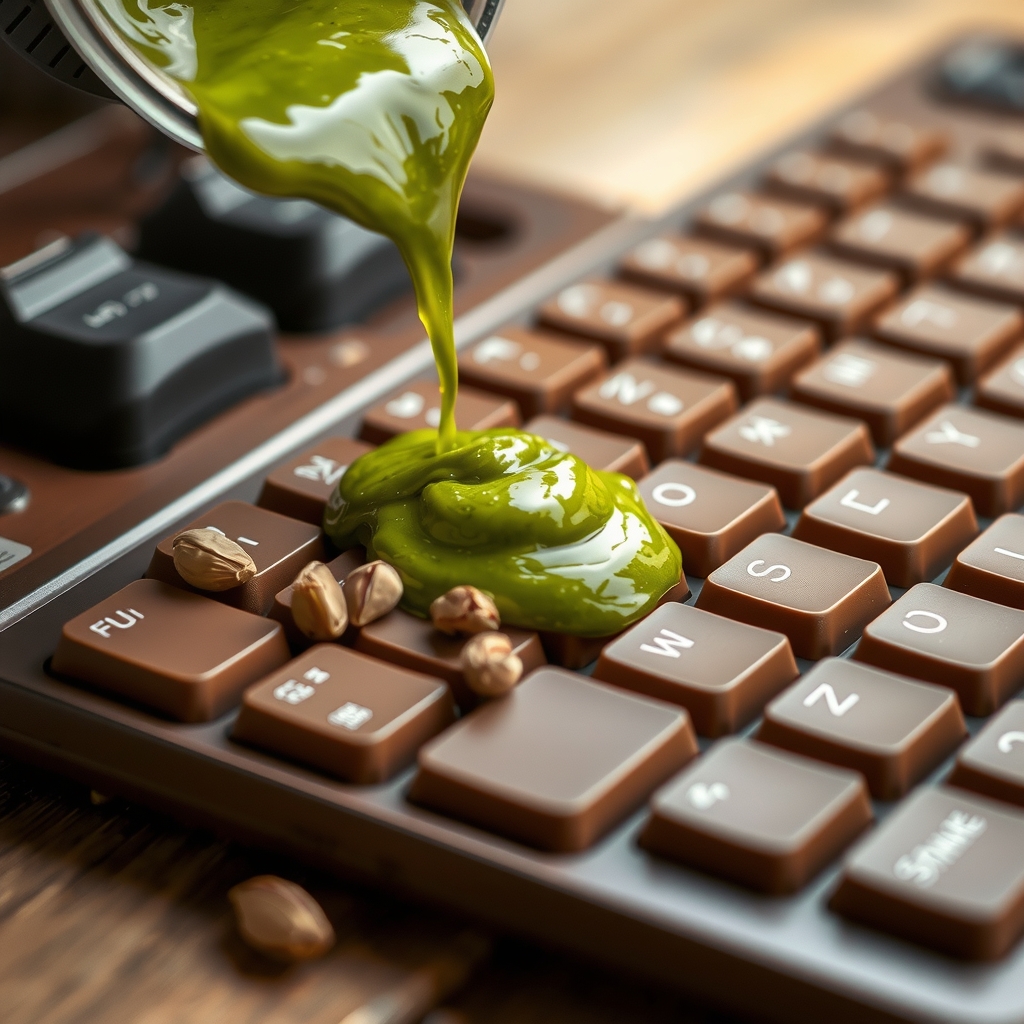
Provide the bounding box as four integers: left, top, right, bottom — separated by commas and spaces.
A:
840, 489, 890, 515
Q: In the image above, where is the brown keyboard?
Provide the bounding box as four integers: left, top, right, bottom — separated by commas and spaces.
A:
8, 33, 1024, 1024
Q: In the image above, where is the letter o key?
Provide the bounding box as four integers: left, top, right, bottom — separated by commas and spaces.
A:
902, 609, 948, 634
747, 559, 791, 583
652, 482, 696, 508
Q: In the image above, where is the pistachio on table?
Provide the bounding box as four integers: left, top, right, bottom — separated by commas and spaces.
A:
430, 585, 500, 635
228, 875, 335, 962
461, 632, 523, 697
291, 560, 348, 641
171, 528, 257, 591
344, 559, 403, 627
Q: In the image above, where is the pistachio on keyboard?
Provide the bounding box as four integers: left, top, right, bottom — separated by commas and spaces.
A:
171, 528, 257, 591
228, 875, 335, 961
431, 585, 500, 635
344, 559, 404, 626
290, 560, 348, 641
461, 632, 523, 697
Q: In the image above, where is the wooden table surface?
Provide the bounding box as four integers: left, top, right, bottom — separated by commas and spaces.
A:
5, 2, 1024, 1021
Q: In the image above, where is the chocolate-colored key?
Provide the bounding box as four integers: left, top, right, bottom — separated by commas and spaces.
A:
887, 404, 1024, 517
593, 603, 797, 737
524, 415, 649, 479
355, 608, 546, 711
52, 579, 290, 722
903, 162, 1024, 229
537, 279, 686, 362
759, 659, 966, 799
146, 501, 324, 616
949, 233, 1024, 307
409, 668, 698, 852
699, 397, 874, 509
360, 379, 520, 445
693, 191, 827, 259
945, 514, 1024, 611
750, 252, 899, 341
977, 343, 1024, 419
793, 468, 977, 588
270, 548, 364, 650
618, 235, 758, 305
872, 283, 1023, 384
830, 786, 1024, 960
949, 700, 1024, 808
663, 302, 820, 400
257, 437, 374, 525
696, 533, 890, 660
640, 739, 872, 894
457, 326, 606, 418
764, 151, 889, 213
636, 460, 785, 578
827, 109, 947, 172
791, 339, 954, 447
828, 204, 970, 281
855, 583, 1024, 716
570, 360, 737, 462
232, 645, 455, 784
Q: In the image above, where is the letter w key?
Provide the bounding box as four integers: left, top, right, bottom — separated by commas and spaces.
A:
641, 629, 695, 658
803, 682, 859, 716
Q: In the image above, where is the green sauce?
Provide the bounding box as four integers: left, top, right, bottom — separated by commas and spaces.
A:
105, 0, 683, 635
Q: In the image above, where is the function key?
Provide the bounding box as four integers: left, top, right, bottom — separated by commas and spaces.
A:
790, 339, 954, 447
409, 668, 698, 852
257, 437, 373, 525
146, 501, 324, 616
457, 327, 606, 419
758, 659, 966, 799
570, 360, 737, 462
830, 786, 1024, 960
524, 415, 649, 478
700, 397, 874, 509
663, 302, 820, 400
537, 279, 686, 362
640, 739, 871, 894
902, 162, 1024, 230
750, 252, 899, 341
854, 583, 1024, 717
945, 514, 1024, 611
764, 151, 889, 213
793, 467, 977, 589
978, 343, 1024, 419
270, 548, 364, 650
593, 603, 797, 737
636, 460, 786, 578
949, 700, 1024, 808
872, 284, 1023, 384
695, 532, 890, 660
949, 232, 1024, 306
618, 235, 758, 305
51, 579, 290, 722
360, 380, 519, 445
887, 404, 1024, 517
232, 645, 455, 784
693, 191, 827, 259
827, 109, 947, 173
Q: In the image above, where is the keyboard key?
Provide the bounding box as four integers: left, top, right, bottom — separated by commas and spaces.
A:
793, 468, 977, 588
855, 583, 1024, 716
570, 360, 737, 462
699, 397, 875, 509
902, 162, 1024, 229
257, 437, 374, 525
790, 339, 955, 447
409, 668, 698, 852
945, 514, 1024, 610
51, 579, 290, 722
949, 232, 1024, 306
640, 739, 871, 894
693, 191, 827, 259
360, 380, 520, 445
949, 700, 1024, 809
828, 109, 947, 172
618, 235, 758, 305
764, 151, 889, 213
695, 533, 890, 660
887, 404, 1024, 517
984, 128, 1024, 174
355, 607, 546, 710
758, 659, 966, 799
537, 279, 686, 361
593, 603, 797, 736
872, 284, 1023, 384
830, 786, 1024, 960
232, 645, 455, 784
828, 204, 970, 280
750, 252, 899, 341
663, 302, 820, 400
270, 549, 364, 649
976, 343, 1024, 419
524, 415, 649, 478
146, 501, 324, 616
636, 460, 785, 578
457, 327, 606, 418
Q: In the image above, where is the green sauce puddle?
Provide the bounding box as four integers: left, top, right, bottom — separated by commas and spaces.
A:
105, 0, 682, 635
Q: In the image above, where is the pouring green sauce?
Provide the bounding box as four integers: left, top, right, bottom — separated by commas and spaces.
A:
104, 0, 682, 635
